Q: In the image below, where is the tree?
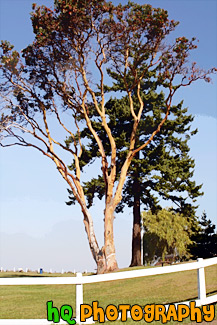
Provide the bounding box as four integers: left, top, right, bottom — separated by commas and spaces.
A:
190, 212, 217, 259
142, 208, 193, 264
117, 99, 202, 267
72, 90, 203, 267
0, 0, 216, 273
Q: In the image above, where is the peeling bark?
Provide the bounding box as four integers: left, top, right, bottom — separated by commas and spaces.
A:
82, 202, 118, 274
104, 203, 119, 272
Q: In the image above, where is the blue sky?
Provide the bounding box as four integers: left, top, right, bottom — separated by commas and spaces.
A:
0, 0, 216, 273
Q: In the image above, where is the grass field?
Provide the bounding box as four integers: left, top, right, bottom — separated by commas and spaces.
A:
0, 262, 216, 324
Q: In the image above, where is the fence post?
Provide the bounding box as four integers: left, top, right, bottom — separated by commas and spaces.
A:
76, 272, 83, 324
197, 258, 206, 304
141, 225, 144, 266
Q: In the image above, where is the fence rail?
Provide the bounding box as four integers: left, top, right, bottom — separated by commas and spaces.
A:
0, 257, 217, 324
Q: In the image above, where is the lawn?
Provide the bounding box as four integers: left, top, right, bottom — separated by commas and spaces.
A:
0, 262, 216, 324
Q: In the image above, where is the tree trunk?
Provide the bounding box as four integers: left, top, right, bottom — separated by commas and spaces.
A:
81, 207, 106, 274
95, 248, 107, 274
104, 203, 119, 272
82, 204, 118, 274
130, 151, 142, 267
129, 179, 142, 266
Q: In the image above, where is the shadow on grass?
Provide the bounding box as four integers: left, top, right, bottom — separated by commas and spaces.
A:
2, 274, 49, 278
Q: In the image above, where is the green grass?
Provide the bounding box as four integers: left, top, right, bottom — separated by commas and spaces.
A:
0, 263, 216, 324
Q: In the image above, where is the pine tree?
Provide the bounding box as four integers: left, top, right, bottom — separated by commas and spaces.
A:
190, 212, 217, 258
67, 83, 203, 266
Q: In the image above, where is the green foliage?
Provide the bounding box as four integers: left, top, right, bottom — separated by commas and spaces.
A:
190, 212, 217, 259
142, 208, 193, 263
0, 41, 21, 75
68, 86, 203, 224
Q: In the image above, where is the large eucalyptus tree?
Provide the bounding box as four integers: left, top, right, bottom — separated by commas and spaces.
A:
0, 0, 215, 272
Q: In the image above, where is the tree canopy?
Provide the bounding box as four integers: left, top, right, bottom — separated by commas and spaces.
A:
190, 212, 217, 259
142, 208, 193, 264
0, 0, 216, 273
67, 85, 203, 266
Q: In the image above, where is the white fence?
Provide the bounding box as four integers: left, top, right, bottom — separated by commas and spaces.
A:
0, 257, 217, 324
